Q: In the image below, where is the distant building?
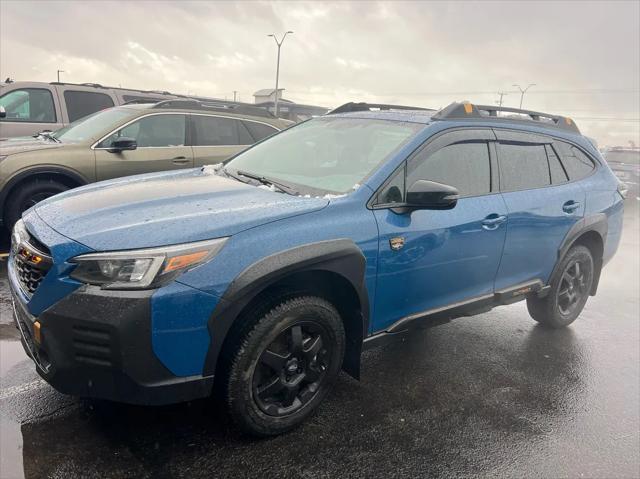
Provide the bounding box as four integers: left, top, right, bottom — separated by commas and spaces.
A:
253, 88, 328, 122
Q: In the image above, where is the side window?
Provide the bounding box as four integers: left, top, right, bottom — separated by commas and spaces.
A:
557, 142, 595, 180
498, 143, 551, 191
98, 114, 186, 148
407, 142, 492, 197
377, 166, 405, 205
193, 116, 245, 146
0, 88, 56, 123
64, 91, 114, 122
243, 121, 279, 142
545, 144, 569, 184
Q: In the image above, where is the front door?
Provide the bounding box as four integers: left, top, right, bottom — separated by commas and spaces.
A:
94, 113, 194, 181
372, 129, 508, 333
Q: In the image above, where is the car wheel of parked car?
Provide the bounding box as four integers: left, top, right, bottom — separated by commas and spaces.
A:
4, 179, 69, 230
527, 245, 595, 328
222, 295, 345, 437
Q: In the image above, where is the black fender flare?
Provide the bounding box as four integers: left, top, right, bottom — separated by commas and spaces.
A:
0, 166, 89, 213
549, 213, 607, 295
202, 239, 369, 378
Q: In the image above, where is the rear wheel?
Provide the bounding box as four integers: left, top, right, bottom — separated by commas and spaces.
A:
527, 245, 594, 328
4, 179, 69, 230
222, 296, 345, 436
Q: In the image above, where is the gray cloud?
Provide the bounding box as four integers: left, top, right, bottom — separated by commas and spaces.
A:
1, 0, 638, 145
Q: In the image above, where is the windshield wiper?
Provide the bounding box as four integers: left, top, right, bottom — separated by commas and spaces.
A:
35, 131, 61, 143
235, 169, 298, 195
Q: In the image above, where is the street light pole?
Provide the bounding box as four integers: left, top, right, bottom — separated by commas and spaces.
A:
513, 83, 536, 109
268, 31, 293, 117
57, 70, 65, 83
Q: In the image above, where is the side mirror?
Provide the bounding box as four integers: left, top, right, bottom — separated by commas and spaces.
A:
0, 106, 6, 119
405, 180, 459, 210
108, 137, 137, 153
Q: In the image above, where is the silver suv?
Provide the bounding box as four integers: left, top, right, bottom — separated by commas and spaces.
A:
0, 80, 269, 138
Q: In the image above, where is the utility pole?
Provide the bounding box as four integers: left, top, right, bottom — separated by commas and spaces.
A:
512, 83, 536, 109
496, 91, 508, 107
268, 31, 294, 117
57, 70, 65, 82
233, 90, 237, 102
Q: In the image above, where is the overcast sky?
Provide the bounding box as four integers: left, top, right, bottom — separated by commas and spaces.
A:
1, 0, 639, 145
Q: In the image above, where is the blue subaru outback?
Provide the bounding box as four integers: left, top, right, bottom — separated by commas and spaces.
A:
9, 102, 625, 436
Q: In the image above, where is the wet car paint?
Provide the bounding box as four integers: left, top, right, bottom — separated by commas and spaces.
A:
0, 200, 638, 478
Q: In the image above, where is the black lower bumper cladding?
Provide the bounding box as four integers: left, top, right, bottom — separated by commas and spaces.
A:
12, 285, 214, 406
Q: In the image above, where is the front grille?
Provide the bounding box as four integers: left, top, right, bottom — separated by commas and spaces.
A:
11, 227, 53, 298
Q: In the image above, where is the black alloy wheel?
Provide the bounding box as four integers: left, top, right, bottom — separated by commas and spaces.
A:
221, 295, 345, 436
252, 321, 332, 417
527, 244, 595, 328
557, 258, 592, 316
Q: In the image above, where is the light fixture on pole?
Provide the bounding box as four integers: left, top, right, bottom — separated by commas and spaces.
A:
268, 31, 294, 117
512, 83, 536, 109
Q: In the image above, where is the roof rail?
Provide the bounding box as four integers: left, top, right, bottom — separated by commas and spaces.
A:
327, 102, 434, 115
432, 102, 580, 133
122, 98, 165, 105
150, 99, 276, 119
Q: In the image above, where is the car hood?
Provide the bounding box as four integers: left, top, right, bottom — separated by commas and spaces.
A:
35, 168, 329, 251
0, 136, 66, 155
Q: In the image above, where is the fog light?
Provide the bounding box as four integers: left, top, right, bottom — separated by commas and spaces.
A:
33, 321, 42, 345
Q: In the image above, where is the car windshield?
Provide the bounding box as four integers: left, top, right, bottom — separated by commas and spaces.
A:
605, 150, 640, 165
52, 108, 134, 143
225, 117, 422, 194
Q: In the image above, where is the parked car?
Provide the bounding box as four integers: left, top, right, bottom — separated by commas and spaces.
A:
0, 80, 276, 138
602, 146, 639, 196
0, 99, 288, 229
9, 101, 624, 436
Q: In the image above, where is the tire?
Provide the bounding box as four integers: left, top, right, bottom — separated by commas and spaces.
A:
527, 245, 595, 329
4, 179, 69, 230
221, 295, 345, 437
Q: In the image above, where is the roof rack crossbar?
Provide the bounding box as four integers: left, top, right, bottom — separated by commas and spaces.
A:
431, 102, 580, 133
327, 102, 434, 115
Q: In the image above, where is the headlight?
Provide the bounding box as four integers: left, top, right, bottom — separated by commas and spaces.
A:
70, 237, 228, 290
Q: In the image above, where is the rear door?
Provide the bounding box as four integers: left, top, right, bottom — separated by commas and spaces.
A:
493, 130, 586, 291
94, 113, 194, 181
190, 114, 257, 166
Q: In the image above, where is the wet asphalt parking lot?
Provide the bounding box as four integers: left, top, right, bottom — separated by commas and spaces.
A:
0, 200, 638, 479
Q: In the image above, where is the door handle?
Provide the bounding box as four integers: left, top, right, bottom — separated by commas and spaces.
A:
482, 214, 507, 230
562, 201, 581, 214
171, 156, 189, 165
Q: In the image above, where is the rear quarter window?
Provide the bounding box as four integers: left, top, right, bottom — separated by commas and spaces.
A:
556, 142, 596, 180
243, 121, 279, 142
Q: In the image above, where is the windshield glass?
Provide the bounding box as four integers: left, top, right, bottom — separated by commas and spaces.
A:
53, 108, 134, 143
226, 117, 422, 194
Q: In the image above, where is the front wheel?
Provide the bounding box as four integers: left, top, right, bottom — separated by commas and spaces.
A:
4, 179, 69, 230
222, 296, 345, 437
527, 245, 595, 328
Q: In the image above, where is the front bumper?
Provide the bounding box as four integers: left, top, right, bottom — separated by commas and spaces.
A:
10, 283, 214, 406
